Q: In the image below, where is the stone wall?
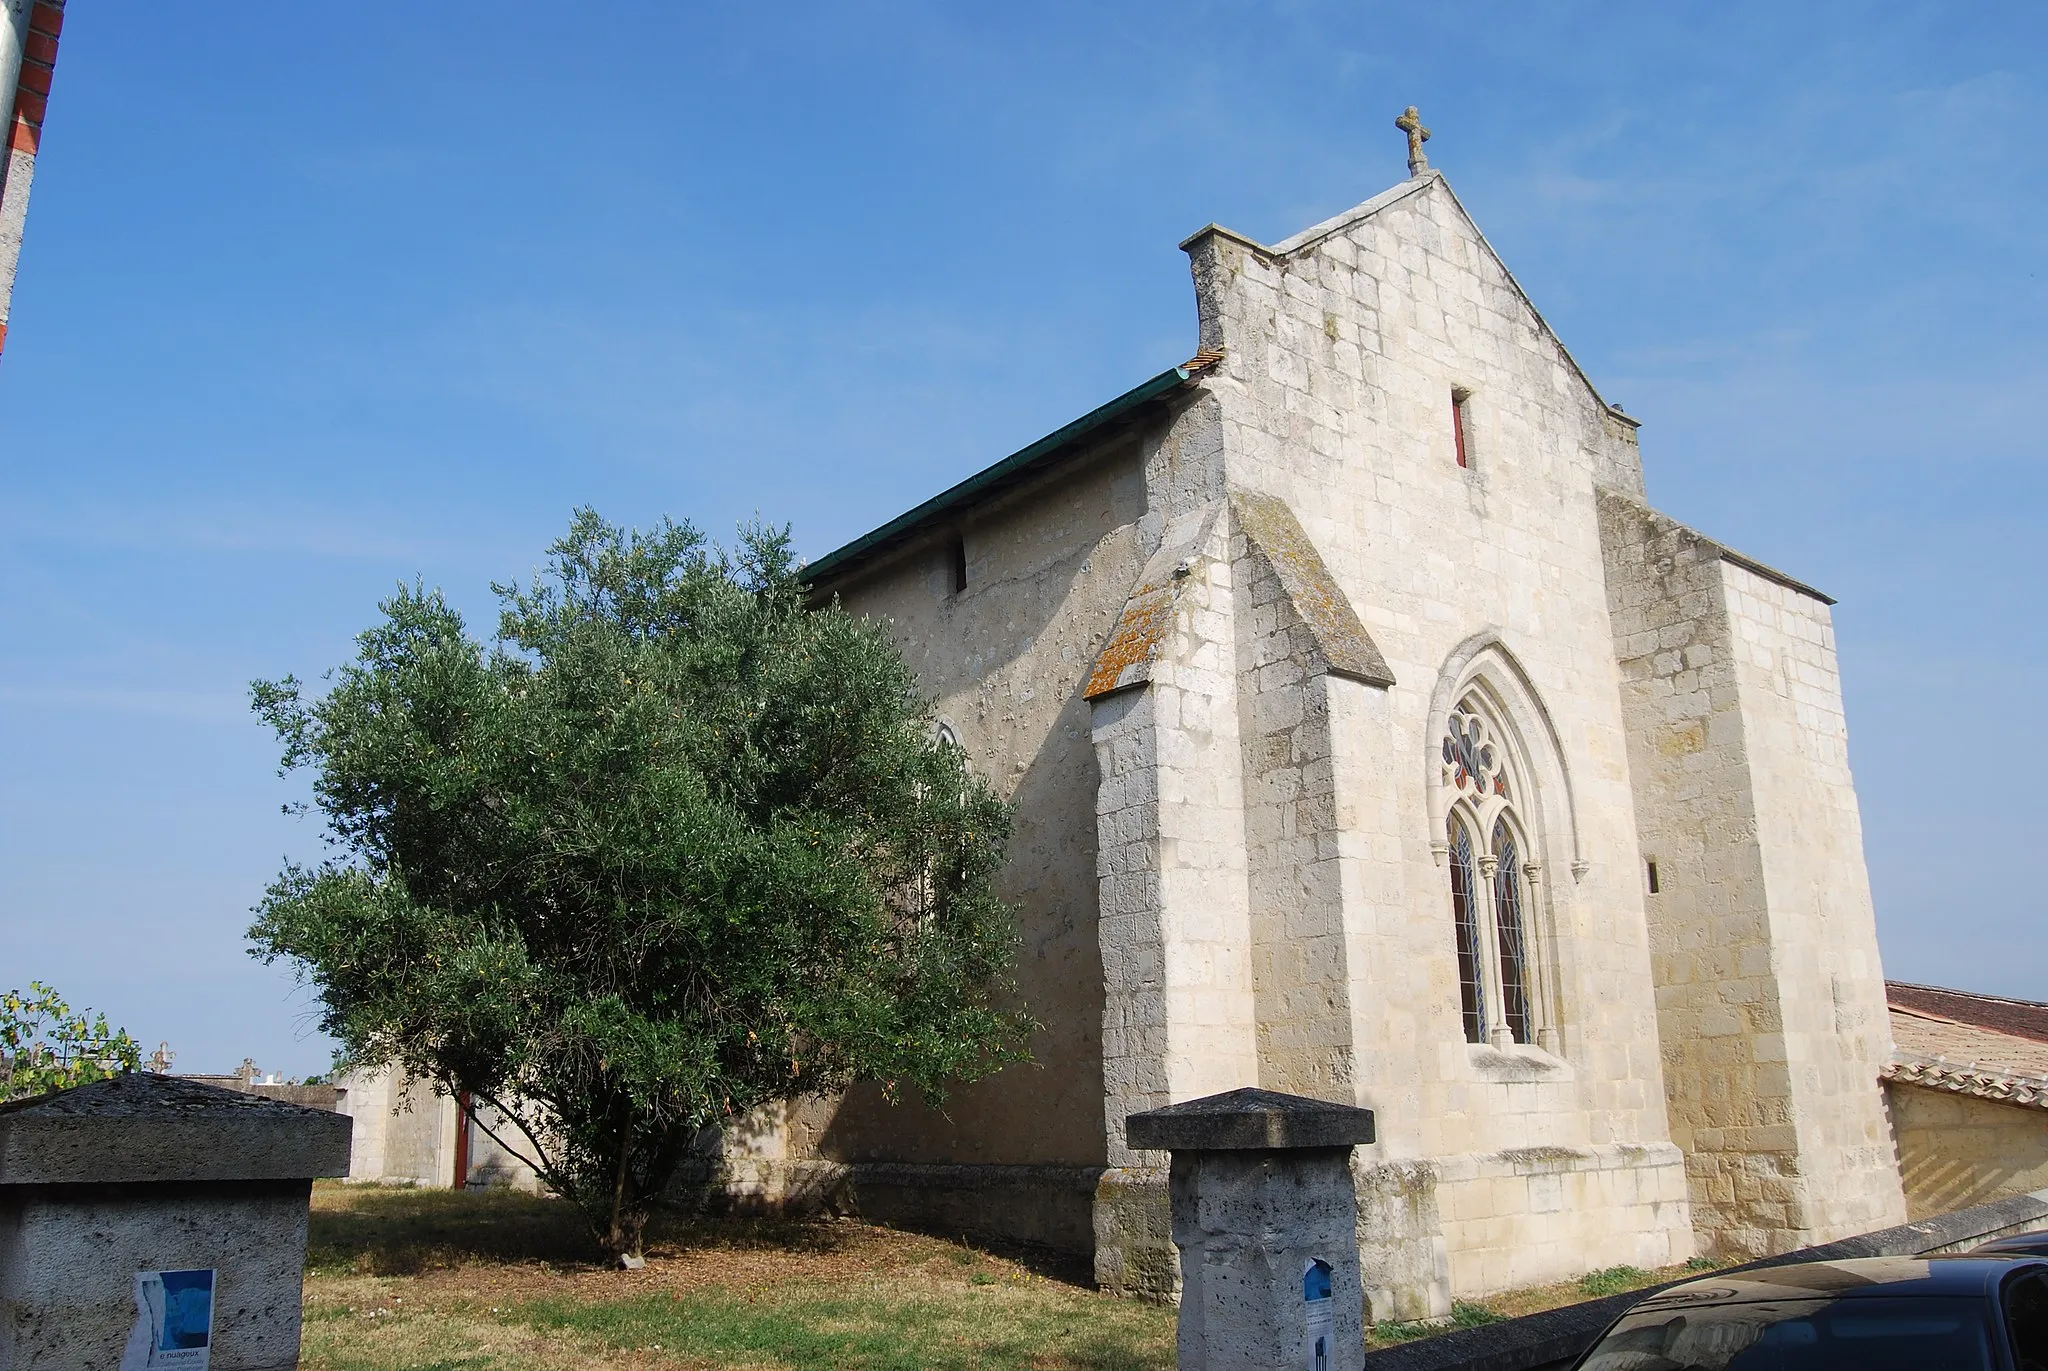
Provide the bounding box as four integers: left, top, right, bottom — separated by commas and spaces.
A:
1599, 491, 1904, 1256
1236, 534, 1357, 1102
780, 431, 1169, 1237
1179, 171, 1692, 1305
1722, 561, 1903, 1240
1888, 1083, 2048, 1222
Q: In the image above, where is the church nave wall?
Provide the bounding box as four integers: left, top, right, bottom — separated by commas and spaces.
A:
792, 436, 1156, 1180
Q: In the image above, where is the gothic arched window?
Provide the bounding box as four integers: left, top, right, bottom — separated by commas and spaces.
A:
1440, 696, 1542, 1048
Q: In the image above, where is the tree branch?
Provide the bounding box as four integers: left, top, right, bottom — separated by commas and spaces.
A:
465, 1086, 564, 1188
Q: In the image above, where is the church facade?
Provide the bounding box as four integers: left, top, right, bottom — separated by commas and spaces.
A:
743, 154, 1905, 1317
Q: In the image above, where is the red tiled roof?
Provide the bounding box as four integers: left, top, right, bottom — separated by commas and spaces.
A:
1887, 981, 2048, 1046
1885, 1005, 2048, 1110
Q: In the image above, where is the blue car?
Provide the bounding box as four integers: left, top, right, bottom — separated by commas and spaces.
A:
1569, 1256, 2048, 1370
1980, 1232, 2048, 1260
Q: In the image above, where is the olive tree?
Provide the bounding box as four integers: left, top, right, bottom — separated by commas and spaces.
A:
250, 511, 1027, 1263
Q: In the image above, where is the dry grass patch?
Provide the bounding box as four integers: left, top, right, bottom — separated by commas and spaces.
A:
305, 1185, 1717, 1367
303, 1183, 1174, 1371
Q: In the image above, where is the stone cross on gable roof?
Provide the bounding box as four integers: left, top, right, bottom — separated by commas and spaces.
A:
1396, 104, 1432, 175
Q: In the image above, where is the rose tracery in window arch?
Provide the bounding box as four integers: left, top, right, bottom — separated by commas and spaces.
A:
1440, 697, 1545, 1049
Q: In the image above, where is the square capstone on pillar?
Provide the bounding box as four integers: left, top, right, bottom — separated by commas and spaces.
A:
0, 1072, 352, 1371
1127, 1088, 1375, 1371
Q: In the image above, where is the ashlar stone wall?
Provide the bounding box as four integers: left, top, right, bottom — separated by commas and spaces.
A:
1169, 171, 1693, 1306
1599, 491, 1905, 1256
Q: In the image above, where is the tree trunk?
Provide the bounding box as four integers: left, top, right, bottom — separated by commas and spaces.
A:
604, 1123, 646, 1269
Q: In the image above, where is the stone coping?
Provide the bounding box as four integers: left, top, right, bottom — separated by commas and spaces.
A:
0, 1072, 352, 1186
1126, 1086, 1376, 1152
1357, 1188, 2048, 1371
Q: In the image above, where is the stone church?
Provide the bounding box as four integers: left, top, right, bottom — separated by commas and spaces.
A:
758, 125, 1909, 1316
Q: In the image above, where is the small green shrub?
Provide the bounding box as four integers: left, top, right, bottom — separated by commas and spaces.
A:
1578, 1265, 1651, 1297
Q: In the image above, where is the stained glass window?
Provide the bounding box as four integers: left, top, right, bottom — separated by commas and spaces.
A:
1443, 712, 1508, 798
1492, 819, 1533, 1045
1448, 815, 1486, 1043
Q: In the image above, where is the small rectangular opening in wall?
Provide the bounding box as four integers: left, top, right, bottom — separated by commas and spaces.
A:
1646, 859, 1661, 895
1452, 388, 1473, 469
949, 534, 968, 595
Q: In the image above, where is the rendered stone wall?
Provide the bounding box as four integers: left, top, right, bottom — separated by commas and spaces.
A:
334, 1068, 541, 1191
0, 1183, 312, 1371
808, 437, 1155, 1173
1887, 1086, 2048, 1221
1600, 492, 1904, 1255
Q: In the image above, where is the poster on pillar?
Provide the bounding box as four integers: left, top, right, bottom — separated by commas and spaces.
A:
121, 1268, 215, 1371
1304, 1258, 1334, 1371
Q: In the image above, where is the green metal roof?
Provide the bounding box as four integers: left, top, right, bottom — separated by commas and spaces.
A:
802, 362, 1201, 586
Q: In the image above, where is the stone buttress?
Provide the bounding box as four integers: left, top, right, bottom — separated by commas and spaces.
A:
1597, 493, 1906, 1256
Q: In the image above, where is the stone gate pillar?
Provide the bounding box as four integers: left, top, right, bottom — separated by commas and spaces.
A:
0, 1072, 351, 1369
1128, 1086, 1376, 1371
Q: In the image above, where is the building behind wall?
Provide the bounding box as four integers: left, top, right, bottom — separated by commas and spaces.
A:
336, 1067, 543, 1192
1882, 982, 2048, 1222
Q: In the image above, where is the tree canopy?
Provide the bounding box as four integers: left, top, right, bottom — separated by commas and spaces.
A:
250, 511, 1029, 1261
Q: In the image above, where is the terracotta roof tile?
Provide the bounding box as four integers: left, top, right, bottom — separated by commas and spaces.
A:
1888, 981, 2048, 1045
1885, 1006, 2048, 1111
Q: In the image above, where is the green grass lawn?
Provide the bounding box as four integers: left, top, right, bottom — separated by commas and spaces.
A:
301, 1184, 1715, 1370
302, 1184, 1176, 1371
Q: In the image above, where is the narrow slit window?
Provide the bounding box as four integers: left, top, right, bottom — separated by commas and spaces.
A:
1647, 859, 1661, 895
949, 535, 968, 595
1452, 388, 1472, 468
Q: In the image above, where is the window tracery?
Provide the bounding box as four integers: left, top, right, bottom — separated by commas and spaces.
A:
1439, 696, 1544, 1049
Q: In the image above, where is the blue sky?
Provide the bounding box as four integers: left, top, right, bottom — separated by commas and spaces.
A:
2, 3, 2041, 1076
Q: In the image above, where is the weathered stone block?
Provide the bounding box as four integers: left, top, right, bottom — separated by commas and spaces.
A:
0, 1074, 350, 1371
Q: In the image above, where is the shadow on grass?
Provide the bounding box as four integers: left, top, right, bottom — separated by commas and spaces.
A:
308, 1184, 869, 1277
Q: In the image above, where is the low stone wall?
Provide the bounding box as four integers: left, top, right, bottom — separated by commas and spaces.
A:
1357, 1187, 2048, 1371
1888, 1081, 2048, 1222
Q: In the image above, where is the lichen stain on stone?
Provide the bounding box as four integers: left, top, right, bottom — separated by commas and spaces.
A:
1084, 580, 1182, 699
1659, 722, 1707, 757
1499, 1144, 1591, 1170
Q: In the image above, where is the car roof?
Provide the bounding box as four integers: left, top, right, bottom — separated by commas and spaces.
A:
1978, 1232, 2048, 1255
1632, 1255, 2048, 1309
